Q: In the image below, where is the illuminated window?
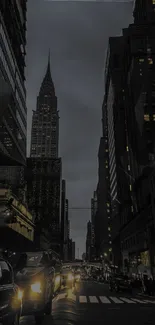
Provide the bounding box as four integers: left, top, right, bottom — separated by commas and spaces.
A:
109, 248, 112, 252
128, 165, 130, 171
126, 146, 129, 151
144, 114, 150, 121
109, 241, 112, 244
148, 58, 153, 64
105, 149, 108, 152
107, 209, 110, 213
108, 227, 111, 231
105, 165, 108, 168
106, 203, 110, 207
153, 0, 155, 4
130, 185, 132, 191
153, 114, 155, 121
139, 58, 144, 63
131, 206, 134, 212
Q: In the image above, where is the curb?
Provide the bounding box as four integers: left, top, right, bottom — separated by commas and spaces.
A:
137, 292, 155, 299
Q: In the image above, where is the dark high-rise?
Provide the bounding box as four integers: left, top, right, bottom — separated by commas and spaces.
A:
100, 0, 155, 272
0, 1, 27, 166
26, 54, 62, 252
61, 180, 69, 260
133, 0, 155, 24
30, 52, 59, 159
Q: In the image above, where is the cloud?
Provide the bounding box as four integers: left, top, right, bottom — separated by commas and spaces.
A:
26, 0, 133, 256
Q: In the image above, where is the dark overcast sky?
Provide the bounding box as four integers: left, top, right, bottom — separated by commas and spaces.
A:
26, 0, 133, 257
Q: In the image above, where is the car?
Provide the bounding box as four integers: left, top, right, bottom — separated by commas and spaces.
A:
74, 270, 81, 282
60, 268, 74, 288
14, 251, 60, 324
109, 274, 132, 293
0, 256, 22, 325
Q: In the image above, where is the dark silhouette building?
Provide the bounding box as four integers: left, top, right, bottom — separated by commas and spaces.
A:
26, 54, 62, 252
101, 0, 155, 273
68, 239, 75, 261
61, 180, 69, 260
86, 221, 92, 261
30, 52, 59, 159
26, 157, 61, 252
0, 1, 27, 166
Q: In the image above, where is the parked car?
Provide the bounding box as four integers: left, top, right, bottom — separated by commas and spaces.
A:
109, 274, 132, 293
0, 256, 22, 325
15, 251, 59, 324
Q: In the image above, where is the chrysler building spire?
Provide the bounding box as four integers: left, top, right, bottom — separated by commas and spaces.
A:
39, 49, 55, 97
30, 51, 59, 158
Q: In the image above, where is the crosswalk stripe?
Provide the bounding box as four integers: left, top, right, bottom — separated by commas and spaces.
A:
120, 297, 136, 304
143, 300, 155, 304
109, 297, 124, 303
89, 296, 99, 303
131, 299, 147, 304
79, 296, 87, 303
99, 296, 111, 304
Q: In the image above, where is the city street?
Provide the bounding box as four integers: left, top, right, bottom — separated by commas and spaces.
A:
20, 281, 155, 325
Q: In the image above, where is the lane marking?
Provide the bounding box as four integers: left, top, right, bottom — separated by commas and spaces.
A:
79, 295, 87, 303
99, 296, 111, 304
120, 297, 136, 304
89, 296, 99, 303
109, 296, 124, 303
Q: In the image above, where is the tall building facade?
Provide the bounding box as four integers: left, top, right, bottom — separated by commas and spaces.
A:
30, 53, 59, 159
86, 221, 92, 261
26, 54, 62, 253
61, 180, 69, 260
101, 0, 155, 273
0, 1, 27, 166
118, 0, 155, 274
90, 191, 97, 251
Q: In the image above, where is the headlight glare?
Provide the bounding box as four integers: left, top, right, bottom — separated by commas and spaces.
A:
17, 289, 23, 300
31, 282, 41, 293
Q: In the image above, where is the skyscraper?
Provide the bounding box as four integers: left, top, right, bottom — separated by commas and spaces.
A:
133, 0, 155, 24
0, 1, 27, 166
30, 52, 59, 158
27, 53, 62, 252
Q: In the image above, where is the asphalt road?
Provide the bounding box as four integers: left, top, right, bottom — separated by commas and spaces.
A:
20, 281, 155, 325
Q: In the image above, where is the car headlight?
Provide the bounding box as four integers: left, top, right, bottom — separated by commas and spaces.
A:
17, 289, 23, 300
31, 282, 41, 293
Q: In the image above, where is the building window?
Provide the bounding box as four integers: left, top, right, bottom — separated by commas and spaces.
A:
139, 58, 144, 63
153, 114, 155, 121
130, 185, 132, 191
153, 0, 155, 4
108, 227, 111, 231
126, 146, 129, 151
